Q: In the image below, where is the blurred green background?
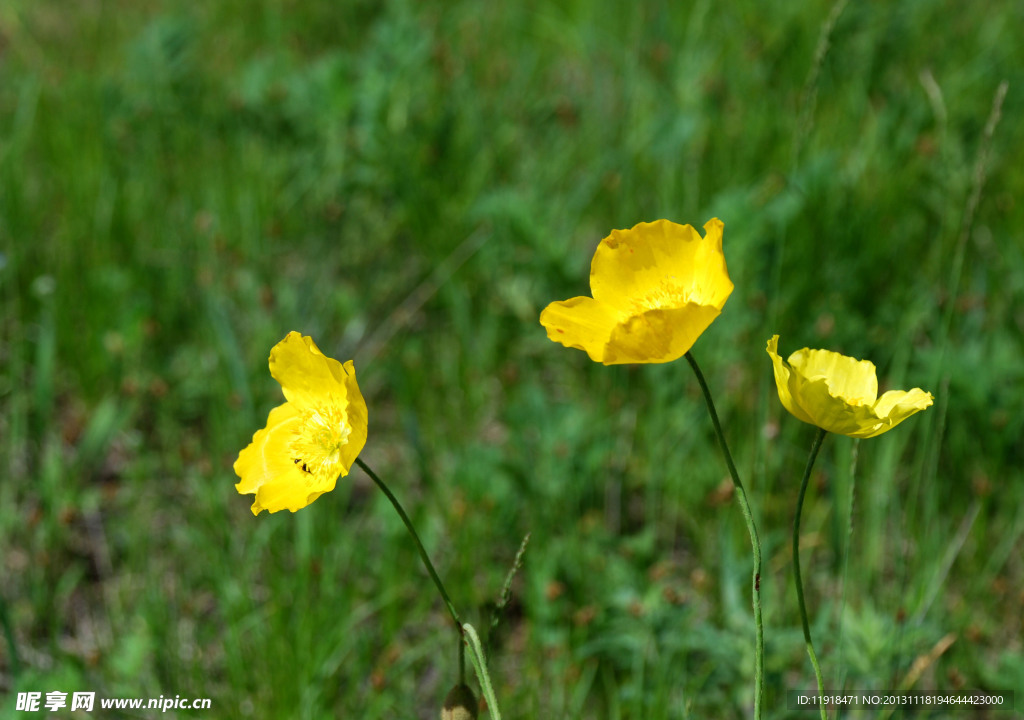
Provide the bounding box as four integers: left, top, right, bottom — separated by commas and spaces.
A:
2, 0, 1022, 717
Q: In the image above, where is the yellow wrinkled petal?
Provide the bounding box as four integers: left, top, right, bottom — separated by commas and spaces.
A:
866, 389, 934, 437
270, 331, 351, 408
796, 377, 888, 438
590, 220, 702, 309
234, 403, 331, 514
788, 347, 878, 404
766, 335, 816, 425
605, 304, 722, 365
590, 218, 732, 313
540, 296, 620, 363
686, 218, 732, 310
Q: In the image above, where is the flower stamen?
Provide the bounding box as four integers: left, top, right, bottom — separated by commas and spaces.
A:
290, 400, 353, 484
631, 278, 693, 313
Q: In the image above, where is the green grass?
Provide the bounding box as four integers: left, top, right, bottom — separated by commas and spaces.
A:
2, 0, 1022, 718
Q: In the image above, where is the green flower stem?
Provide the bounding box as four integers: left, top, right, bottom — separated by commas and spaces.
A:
794, 427, 829, 720
685, 351, 764, 720
355, 458, 464, 673
464, 622, 502, 720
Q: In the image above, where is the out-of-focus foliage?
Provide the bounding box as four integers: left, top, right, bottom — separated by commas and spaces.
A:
1, 0, 1021, 717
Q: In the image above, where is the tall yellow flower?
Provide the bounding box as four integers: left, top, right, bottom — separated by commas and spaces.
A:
540, 218, 733, 364
766, 335, 933, 438
234, 332, 368, 515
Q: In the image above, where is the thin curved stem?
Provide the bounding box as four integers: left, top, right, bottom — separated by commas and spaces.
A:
355, 458, 463, 633
685, 351, 763, 720
794, 428, 828, 720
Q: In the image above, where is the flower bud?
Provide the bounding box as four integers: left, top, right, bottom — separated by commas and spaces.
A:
441, 683, 477, 720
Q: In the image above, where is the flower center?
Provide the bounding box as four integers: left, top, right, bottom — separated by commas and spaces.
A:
630, 278, 693, 313
289, 400, 352, 484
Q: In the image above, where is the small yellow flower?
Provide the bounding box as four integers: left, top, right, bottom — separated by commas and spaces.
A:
234, 332, 368, 515
540, 218, 733, 364
766, 335, 933, 438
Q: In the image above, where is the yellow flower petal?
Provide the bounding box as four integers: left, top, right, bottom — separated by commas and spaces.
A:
795, 376, 888, 438
766, 335, 817, 426
766, 335, 933, 438
787, 347, 878, 404
541, 218, 732, 364
234, 402, 327, 515
336, 360, 369, 471
605, 304, 722, 365
270, 331, 352, 408
589, 220, 699, 309
866, 389, 935, 437
540, 296, 622, 363
590, 219, 732, 312
235, 333, 369, 515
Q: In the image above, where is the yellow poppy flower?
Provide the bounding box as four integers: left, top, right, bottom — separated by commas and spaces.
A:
234, 332, 368, 515
540, 218, 733, 365
766, 335, 933, 438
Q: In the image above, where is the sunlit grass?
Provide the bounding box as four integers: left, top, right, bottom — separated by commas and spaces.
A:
2, 0, 1022, 718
